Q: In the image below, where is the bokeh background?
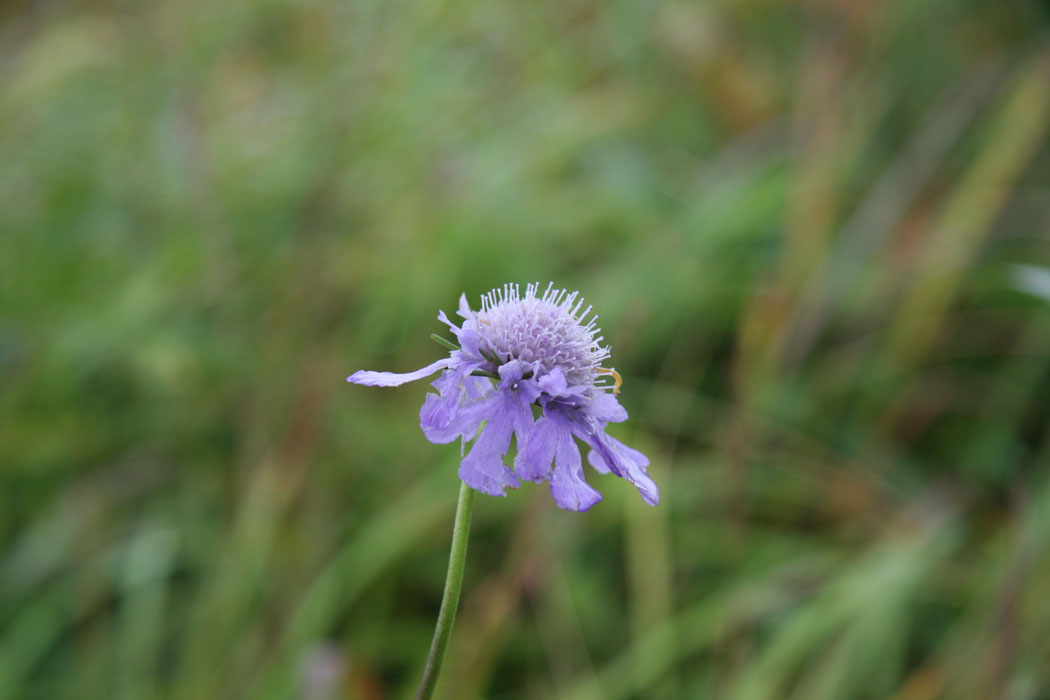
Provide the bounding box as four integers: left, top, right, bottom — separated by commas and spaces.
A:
4, 0, 1050, 698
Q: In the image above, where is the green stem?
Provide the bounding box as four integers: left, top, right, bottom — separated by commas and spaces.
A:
415, 480, 475, 700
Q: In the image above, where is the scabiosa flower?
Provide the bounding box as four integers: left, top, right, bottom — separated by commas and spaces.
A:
348, 283, 659, 511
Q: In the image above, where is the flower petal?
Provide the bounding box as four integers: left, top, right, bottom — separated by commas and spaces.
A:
347, 358, 453, 387
498, 359, 532, 385
457, 293, 473, 319
550, 428, 602, 511
436, 309, 458, 332
586, 392, 628, 423
420, 366, 492, 443
497, 361, 541, 403
537, 368, 568, 396
585, 446, 611, 474
536, 368, 587, 401
458, 399, 523, 497
462, 374, 493, 400
582, 429, 659, 506
514, 415, 558, 482
420, 392, 489, 444
430, 360, 485, 396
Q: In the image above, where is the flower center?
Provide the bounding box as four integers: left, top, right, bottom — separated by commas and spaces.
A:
476, 283, 611, 387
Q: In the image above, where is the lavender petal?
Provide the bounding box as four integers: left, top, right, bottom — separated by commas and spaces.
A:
550, 427, 602, 511
585, 432, 659, 506
458, 399, 523, 496
347, 358, 453, 387
585, 392, 628, 423
514, 415, 558, 482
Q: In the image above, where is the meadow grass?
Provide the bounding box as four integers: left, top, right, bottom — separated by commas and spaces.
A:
2, 0, 1050, 698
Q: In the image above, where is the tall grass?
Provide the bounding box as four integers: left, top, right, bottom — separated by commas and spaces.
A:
2, 0, 1049, 698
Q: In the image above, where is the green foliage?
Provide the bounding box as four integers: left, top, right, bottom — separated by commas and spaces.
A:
2, 0, 1049, 698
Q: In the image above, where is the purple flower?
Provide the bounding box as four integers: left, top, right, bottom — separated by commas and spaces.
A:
348, 283, 659, 511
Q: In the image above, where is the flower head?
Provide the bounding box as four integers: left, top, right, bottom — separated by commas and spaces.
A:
347, 283, 659, 511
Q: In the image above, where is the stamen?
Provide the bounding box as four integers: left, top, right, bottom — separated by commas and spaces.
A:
596, 368, 622, 396
473, 283, 613, 388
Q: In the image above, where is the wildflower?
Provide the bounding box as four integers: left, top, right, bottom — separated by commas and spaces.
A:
348, 283, 659, 511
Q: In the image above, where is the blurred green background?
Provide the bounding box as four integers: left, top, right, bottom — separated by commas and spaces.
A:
3, 0, 1050, 698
